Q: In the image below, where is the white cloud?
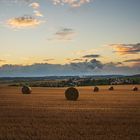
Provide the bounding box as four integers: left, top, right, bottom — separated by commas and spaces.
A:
29, 2, 40, 9
53, 0, 90, 7
0, 0, 91, 7
33, 10, 43, 17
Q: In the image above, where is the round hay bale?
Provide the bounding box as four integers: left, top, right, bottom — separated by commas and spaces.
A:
109, 86, 114, 91
21, 86, 32, 94
65, 87, 79, 101
132, 86, 138, 91
93, 86, 99, 92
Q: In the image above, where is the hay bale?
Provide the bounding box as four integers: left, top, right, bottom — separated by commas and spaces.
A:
22, 86, 32, 94
93, 86, 99, 92
65, 87, 79, 101
109, 86, 114, 91
132, 86, 138, 91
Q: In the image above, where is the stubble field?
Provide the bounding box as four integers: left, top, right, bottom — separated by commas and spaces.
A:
0, 85, 140, 140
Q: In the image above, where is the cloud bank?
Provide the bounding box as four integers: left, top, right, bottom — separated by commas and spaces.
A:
0, 59, 139, 77
83, 54, 101, 58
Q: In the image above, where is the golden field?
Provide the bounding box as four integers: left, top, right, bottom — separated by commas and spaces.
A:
0, 85, 140, 140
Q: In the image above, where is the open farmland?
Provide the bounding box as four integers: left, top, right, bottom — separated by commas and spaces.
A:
0, 85, 140, 140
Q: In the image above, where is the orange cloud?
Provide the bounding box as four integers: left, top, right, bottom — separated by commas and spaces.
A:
110, 43, 140, 55
7, 15, 43, 28
0, 59, 6, 63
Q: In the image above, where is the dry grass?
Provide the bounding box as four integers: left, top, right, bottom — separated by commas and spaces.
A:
0, 85, 140, 140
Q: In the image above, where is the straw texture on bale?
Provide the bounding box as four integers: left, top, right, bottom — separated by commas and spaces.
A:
93, 86, 99, 92
65, 87, 79, 101
109, 86, 114, 91
22, 86, 32, 94
132, 87, 138, 91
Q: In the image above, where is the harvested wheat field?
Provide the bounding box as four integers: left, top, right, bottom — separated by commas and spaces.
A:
0, 85, 140, 140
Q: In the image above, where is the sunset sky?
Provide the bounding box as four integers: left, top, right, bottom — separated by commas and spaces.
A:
0, 0, 140, 76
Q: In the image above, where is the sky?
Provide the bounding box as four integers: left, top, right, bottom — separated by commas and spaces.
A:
0, 0, 140, 76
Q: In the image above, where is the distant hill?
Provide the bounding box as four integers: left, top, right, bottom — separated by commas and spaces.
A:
126, 74, 140, 78
0, 74, 139, 85
0, 75, 124, 81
